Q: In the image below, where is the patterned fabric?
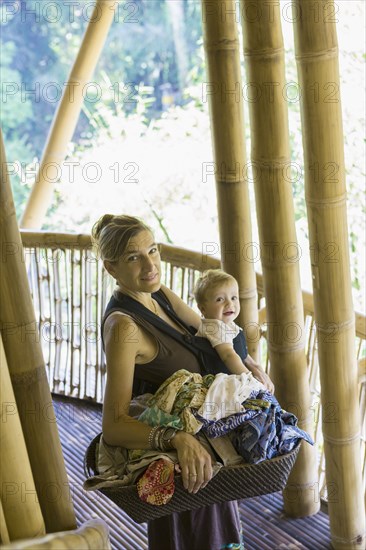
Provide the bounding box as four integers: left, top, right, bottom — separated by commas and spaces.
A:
142, 369, 215, 434
84, 432, 223, 493
139, 404, 183, 430
230, 401, 313, 464
137, 459, 175, 506
198, 371, 264, 421
141, 371, 313, 465
194, 406, 261, 438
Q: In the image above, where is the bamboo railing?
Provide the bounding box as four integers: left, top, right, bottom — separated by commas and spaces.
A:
19, 231, 366, 505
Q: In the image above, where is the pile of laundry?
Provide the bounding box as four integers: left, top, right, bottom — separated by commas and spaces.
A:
84, 370, 313, 506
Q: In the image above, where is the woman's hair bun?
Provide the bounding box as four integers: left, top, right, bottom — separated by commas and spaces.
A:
91, 214, 152, 262
91, 214, 115, 241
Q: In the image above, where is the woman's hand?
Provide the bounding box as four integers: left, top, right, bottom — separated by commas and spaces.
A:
244, 354, 275, 394
172, 431, 213, 494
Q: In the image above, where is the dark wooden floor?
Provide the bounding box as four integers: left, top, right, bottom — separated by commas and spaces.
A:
54, 395, 332, 550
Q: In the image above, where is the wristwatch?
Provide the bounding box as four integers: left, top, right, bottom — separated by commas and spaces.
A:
161, 427, 178, 451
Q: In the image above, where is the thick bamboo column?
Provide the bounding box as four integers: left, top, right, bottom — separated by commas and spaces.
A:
201, 0, 259, 359
240, 0, 319, 516
20, 0, 117, 228
0, 499, 10, 544
0, 130, 76, 532
0, 519, 111, 550
293, 1, 365, 547
0, 335, 45, 541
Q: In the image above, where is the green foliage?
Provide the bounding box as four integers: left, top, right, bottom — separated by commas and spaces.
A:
1, 0, 204, 163
0, 41, 33, 130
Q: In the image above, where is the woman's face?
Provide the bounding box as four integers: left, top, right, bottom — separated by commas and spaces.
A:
105, 230, 161, 294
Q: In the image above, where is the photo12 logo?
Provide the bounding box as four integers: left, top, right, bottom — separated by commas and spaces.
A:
1, 1, 140, 25
3, 160, 139, 185
1, 81, 140, 105
201, 1, 339, 24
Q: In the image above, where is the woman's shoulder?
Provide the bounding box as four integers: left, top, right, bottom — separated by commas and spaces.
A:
157, 284, 176, 306
103, 311, 142, 348
104, 310, 137, 328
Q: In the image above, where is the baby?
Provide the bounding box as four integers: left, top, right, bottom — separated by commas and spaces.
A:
193, 268, 252, 376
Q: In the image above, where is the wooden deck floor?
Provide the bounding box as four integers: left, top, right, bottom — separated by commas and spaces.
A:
54, 395, 332, 550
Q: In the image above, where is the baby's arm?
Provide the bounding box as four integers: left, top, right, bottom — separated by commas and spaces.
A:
215, 343, 251, 375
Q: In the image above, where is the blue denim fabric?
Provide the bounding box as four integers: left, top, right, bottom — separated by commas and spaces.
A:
196, 390, 313, 464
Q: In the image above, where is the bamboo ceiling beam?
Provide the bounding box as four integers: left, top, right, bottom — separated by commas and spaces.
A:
293, 1, 365, 547
201, 0, 260, 359
0, 130, 76, 532
240, 0, 319, 517
20, 0, 117, 229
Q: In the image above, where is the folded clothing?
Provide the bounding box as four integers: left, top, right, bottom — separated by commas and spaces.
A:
137, 458, 175, 506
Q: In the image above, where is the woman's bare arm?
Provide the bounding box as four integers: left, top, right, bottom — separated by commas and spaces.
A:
102, 313, 153, 447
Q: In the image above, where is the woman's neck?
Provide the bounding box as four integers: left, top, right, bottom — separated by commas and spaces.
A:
115, 285, 188, 334
115, 285, 156, 310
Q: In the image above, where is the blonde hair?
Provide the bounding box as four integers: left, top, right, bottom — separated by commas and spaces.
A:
193, 269, 237, 305
91, 214, 152, 262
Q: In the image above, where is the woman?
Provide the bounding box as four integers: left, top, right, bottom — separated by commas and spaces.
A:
92, 214, 274, 550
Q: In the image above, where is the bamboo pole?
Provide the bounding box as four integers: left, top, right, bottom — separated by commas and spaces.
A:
201, 0, 260, 359
293, 0, 365, 546
0, 499, 10, 545
0, 129, 76, 532
20, 0, 117, 229
0, 519, 111, 550
239, 0, 319, 517
0, 335, 46, 541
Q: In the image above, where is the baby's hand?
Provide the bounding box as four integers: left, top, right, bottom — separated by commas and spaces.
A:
252, 369, 274, 393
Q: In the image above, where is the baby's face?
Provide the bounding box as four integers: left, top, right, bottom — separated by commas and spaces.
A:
200, 281, 240, 324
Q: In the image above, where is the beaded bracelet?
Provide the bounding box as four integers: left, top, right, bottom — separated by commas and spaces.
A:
148, 426, 160, 450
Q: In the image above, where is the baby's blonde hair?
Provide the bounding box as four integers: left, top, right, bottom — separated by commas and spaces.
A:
193, 269, 237, 306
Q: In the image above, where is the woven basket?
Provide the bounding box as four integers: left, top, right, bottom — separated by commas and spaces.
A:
84, 434, 301, 523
